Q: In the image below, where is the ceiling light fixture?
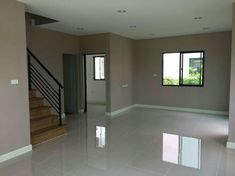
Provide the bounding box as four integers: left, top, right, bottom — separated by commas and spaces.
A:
194, 17, 203, 20
129, 25, 137, 28
203, 27, 210, 30
77, 27, 84, 31
117, 9, 127, 13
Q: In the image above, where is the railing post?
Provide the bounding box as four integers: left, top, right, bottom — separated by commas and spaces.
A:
28, 53, 31, 90
59, 87, 62, 126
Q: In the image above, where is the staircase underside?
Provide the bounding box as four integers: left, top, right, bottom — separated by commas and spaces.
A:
29, 89, 67, 146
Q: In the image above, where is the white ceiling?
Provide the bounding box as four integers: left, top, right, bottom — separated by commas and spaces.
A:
18, 0, 235, 39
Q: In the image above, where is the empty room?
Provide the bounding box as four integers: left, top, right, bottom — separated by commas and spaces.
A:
1, 0, 235, 176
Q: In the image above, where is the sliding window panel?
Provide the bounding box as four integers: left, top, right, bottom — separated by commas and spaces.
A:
163, 53, 180, 86
182, 52, 204, 86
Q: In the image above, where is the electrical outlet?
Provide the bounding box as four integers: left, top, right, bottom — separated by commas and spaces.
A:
11, 80, 18, 85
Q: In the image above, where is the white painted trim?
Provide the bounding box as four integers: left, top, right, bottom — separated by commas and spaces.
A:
105, 105, 134, 116
227, 142, 235, 149
105, 104, 228, 117
134, 104, 228, 116
87, 101, 106, 105
78, 109, 85, 113
62, 113, 66, 119
0, 145, 32, 163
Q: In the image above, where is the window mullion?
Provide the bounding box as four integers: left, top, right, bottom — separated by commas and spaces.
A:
179, 52, 183, 86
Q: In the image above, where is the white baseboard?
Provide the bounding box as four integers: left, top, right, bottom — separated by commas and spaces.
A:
105, 105, 134, 117
62, 113, 66, 119
78, 109, 84, 113
0, 145, 32, 163
105, 104, 228, 117
134, 104, 228, 116
88, 101, 106, 105
227, 141, 235, 149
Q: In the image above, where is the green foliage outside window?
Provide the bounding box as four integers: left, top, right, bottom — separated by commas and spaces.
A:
163, 67, 202, 85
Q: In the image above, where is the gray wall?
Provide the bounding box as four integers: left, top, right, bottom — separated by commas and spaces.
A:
228, 4, 235, 142
0, 0, 30, 155
134, 32, 231, 111
109, 34, 134, 112
86, 54, 106, 104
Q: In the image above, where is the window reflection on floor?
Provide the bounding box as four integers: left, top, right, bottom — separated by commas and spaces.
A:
162, 133, 201, 169
96, 126, 106, 148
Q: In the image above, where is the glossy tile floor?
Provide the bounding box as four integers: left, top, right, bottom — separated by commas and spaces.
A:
1, 104, 235, 176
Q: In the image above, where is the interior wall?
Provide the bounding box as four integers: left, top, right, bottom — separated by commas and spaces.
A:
26, 18, 80, 113
134, 32, 231, 112
228, 4, 235, 143
80, 33, 111, 111
109, 34, 134, 112
26, 16, 80, 84
86, 54, 106, 104
0, 0, 30, 155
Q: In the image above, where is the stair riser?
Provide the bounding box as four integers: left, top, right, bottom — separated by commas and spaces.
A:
31, 118, 58, 132
30, 100, 44, 109
29, 91, 36, 98
30, 109, 51, 119
31, 127, 67, 145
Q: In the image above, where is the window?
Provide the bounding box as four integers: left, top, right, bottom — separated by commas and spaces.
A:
162, 51, 204, 86
94, 56, 105, 80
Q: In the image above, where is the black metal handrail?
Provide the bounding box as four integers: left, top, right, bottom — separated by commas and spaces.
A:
27, 48, 63, 126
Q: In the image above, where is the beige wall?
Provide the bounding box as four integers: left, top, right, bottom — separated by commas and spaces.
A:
86, 54, 106, 104
228, 4, 235, 142
109, 34, 134, 112
134, 32, 231, 112
26, 21, 80, 113
0, 0, 30, 155
80, 33, 135, 112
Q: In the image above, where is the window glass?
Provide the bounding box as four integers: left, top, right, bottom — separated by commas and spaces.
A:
163, 53, 180, 85
94, 56, 105, 80
162, 51, 204, 86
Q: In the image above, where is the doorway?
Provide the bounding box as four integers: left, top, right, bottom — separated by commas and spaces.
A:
84, 54, 106, 112
63, 54, 79, 114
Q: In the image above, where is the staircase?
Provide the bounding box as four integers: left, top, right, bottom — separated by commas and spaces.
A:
27, 49, 67, 146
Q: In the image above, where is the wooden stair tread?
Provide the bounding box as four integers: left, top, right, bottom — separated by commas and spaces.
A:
29, 89, 66, 145
30, 97, 43, 101
30, 106, 50, 111
31, 125, 67, 145
30, 106, 51, 120
30, 106, 51, 113
31, 125, 67, 136
29, 89, 37, 98
29, 89, 36, 91
30, 115, 58, 121
30, 115, 59, 133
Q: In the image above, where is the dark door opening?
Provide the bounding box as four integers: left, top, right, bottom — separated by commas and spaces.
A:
63, 54, 78, 114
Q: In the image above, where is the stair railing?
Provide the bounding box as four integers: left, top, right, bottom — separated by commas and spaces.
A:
27, 48, 64, 126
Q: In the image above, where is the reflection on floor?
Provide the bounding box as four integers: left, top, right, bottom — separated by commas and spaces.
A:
162, 133, 201, 169
0, 104, 235, 176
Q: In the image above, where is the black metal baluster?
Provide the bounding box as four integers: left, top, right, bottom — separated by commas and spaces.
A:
59, 87, 62, 126
28, 54, 31, 89
27, 48, 64, 127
